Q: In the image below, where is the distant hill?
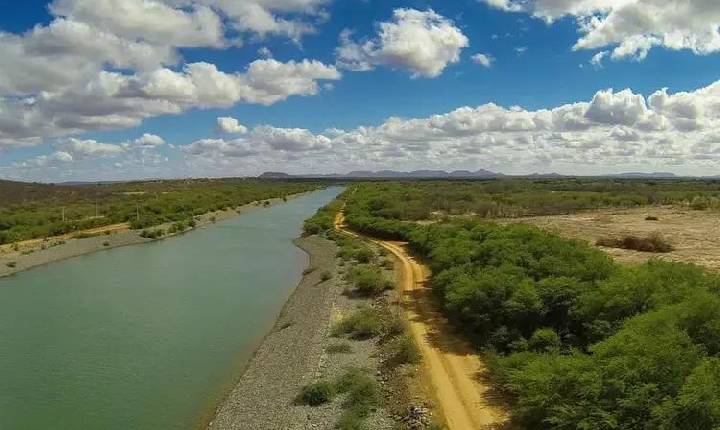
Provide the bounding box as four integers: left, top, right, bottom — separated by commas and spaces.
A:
258, 169, 504, 179
608, 172, 678, 178
258, 172, 293, 179
255, 170, 695, 180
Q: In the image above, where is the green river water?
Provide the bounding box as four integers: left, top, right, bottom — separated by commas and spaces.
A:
0, 187, 342, 430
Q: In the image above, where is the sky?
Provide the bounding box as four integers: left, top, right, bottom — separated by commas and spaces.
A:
1, 0, 720, 182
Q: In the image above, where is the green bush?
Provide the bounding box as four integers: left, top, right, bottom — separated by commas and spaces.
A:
335, 367, 380, 429
333, 306, 382, 340
297, 381, 334, 406
528, 328, 561, 353
347, 265, 393, 296
388, 334, 421, 365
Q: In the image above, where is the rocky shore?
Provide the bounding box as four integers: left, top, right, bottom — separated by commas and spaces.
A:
206, 234, 404, 430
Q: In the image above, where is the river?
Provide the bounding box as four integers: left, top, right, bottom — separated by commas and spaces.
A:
0, 187, 342, 430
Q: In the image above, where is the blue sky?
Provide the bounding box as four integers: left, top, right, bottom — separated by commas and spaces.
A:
1, 0, 720, 180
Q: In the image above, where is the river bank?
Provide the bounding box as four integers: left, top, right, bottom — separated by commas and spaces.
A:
207, 230, 434, 430
0, 192, 311, 278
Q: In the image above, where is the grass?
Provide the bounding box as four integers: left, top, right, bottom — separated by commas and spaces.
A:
335, 368, 381, 430
333, 306, 383, 340
295, 367, 381, 430
596, 233, 674, 253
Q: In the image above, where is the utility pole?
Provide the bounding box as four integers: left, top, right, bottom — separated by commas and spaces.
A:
62, 207, 65, 223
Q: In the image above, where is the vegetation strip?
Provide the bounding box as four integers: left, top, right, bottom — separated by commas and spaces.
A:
339, 181, 720, 429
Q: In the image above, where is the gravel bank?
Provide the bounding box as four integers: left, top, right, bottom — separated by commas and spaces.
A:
207, 234, 402, 430
207, 235, 342, 429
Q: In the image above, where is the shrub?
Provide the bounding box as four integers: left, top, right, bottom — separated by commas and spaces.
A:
335, 367, 380, 427
388, 335, 421, 365
326, 342, 353, 354
297, 381, 334, 406
102, 241, 110, 247
303, 266, 316, 275
333, 306, 382, 340
6, 261, 17, 268
528, 328, 561, 352
596, 233, 673, 253
645, 215, 659, 221
320, 271, 333, 281
348, 265, 393, 297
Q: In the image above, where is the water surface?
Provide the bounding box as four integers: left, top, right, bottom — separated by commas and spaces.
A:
0, 187, 342, 430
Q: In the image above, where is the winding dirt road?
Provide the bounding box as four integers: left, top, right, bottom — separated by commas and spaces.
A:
335, 213, 508, 430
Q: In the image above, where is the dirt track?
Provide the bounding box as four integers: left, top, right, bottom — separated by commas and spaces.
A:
335, 213, 508, 430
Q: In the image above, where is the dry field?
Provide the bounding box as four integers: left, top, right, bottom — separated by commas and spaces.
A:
502, 206, 720, 270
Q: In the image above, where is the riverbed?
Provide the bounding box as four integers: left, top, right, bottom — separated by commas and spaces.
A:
0, 187, 342, 430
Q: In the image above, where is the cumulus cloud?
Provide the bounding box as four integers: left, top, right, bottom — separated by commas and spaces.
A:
179, 79, 720, 174
336, 8, 469, 78
124, 133, 166, 149
0, 0, 340, 150
217, 117, 248, 134
56, 137, 126, 158
0, 59, 340, 149
471, 53, 494, 68
480, 0, 720, 61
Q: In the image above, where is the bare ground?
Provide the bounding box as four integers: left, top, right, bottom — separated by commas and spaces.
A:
503, 205, 720, 270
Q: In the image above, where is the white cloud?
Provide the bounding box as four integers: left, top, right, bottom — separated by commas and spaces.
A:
480, 0, 720, 61
125, 133, 166, 149
50, 0, 226, 48
180, 79, 720, 174
0, 0, 340, 150
336, 8, 469, 78
471, 53, 494, 68
590, 50, 608, 68
217, 117, 248, 134
12, 79, 720, 179
252, 125, 332, 151
56, 137, 125, 158
0, 59, 340, 148
20, 151, 75, 168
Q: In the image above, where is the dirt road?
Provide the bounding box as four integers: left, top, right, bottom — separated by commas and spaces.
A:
0, 222, 131, 254
335, 213, 508, 430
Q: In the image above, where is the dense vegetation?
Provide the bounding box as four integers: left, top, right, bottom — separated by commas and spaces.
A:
343, 178, 720, 225
339, 180, 720, 429
0, 179, 320, 243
